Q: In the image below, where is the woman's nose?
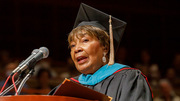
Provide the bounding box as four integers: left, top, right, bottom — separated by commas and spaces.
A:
74, 46, 83, 53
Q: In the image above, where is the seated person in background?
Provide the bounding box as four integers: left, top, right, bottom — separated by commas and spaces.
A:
154, 79, 180, 101
35, 68, 53, 95
166, 68, 179, 88
49, 3, 153, 101
134, 49, 153, 76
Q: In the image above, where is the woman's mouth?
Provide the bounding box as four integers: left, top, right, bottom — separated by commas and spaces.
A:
77, 56, 88, 64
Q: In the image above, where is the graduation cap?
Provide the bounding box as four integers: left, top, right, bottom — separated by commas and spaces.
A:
73, 3, 127, 65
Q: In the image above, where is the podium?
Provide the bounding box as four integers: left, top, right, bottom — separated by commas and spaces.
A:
0, 95, 98, 101
0, 79, 111, 101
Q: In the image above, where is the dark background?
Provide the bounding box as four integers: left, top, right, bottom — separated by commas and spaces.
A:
0, 0, 179, 72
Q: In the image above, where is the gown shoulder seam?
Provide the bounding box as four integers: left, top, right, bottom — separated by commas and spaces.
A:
113, 67, 138, 74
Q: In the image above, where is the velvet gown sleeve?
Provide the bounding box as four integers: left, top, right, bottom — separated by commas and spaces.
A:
115, 69, 153, 101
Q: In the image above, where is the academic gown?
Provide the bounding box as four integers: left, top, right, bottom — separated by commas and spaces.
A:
49, 67, 153, 101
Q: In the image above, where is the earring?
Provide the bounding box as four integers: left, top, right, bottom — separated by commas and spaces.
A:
102, 53, 106, 63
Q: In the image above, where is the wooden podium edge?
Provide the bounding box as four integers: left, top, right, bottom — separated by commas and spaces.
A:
0, 95, 98, 101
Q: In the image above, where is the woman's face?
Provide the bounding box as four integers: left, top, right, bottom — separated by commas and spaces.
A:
70, 33, 106, 74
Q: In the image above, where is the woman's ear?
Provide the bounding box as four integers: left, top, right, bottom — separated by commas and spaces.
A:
103, 46, 109, 54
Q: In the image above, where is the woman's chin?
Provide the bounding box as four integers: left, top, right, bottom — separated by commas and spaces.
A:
76, 65, 92, 74
77, 68, 90, 74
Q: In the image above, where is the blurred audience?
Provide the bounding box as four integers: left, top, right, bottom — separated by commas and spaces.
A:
154, 79, 180, 101
134, 49, 160, 89
0, 50, 11, 69
0, 61, 19, 87
58, 57, 80, 81
166, 68, 179, 88
116, 47, 129, 65
172, 53, 180, 76
35, 68, 53, 95
34, 59, 52, 76
134, 49, 152, 75
149, 64, 161, 89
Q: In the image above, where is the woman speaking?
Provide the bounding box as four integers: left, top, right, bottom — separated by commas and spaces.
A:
49, 3, 153, 101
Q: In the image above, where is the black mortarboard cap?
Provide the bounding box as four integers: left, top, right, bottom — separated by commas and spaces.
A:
73, 3, 127, 53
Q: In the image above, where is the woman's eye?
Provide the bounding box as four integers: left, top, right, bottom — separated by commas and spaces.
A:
70, 44, 75, 48
83, 39, 89, 42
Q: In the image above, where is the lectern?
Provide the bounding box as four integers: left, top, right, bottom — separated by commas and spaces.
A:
0, 95, 98, 101
0, 79, 111, 101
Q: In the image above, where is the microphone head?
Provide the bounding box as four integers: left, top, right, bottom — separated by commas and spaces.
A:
39, 47, 49, 58
32, 49, 39, 54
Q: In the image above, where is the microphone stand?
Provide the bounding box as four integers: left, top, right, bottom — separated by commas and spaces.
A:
16, 59, 36, 95
16, 69, 34, 95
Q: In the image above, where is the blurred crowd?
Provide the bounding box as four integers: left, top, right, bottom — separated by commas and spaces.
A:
0, 48, 179, 101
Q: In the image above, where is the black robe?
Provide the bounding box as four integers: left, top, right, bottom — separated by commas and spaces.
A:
49, 67, 153, 101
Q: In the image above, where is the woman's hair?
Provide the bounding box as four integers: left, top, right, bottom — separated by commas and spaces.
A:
68, 25, 110, 52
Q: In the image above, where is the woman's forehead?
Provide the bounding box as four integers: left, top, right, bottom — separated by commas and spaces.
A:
71, 31, 94, 41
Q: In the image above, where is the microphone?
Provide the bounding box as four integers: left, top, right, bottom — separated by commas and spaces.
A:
11, 47, 49, 75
